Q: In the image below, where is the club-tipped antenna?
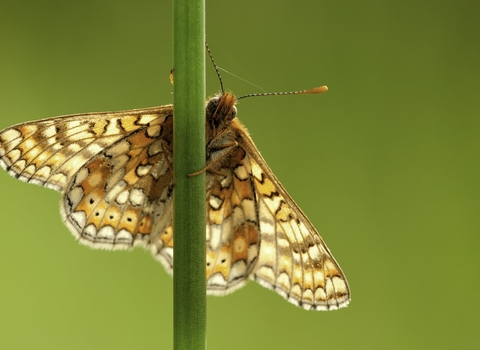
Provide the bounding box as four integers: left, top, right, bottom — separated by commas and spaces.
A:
237, 85, 328, 100
205, 43, 326, 100
206, 43, 225, 94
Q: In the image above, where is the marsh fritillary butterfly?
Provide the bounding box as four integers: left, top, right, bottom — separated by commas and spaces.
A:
0, 66, 349, 311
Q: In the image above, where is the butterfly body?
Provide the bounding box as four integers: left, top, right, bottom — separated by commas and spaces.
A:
0, 92, 350, 310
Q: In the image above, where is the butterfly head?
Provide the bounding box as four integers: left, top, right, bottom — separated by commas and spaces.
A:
206, 92, 237, 137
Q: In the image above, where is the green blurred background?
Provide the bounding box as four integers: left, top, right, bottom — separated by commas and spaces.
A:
0, 1, 479, 349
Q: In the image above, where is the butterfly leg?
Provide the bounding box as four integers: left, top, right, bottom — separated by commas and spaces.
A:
188, 140, 238, 177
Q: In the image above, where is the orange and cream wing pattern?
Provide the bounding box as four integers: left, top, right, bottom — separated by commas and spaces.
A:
238, 130, 350, 310
61, 108, 176, 255
203, 145, 260, 295
0, 107, 172, 191
0, 106, 175, 254
202, 117, 350, 310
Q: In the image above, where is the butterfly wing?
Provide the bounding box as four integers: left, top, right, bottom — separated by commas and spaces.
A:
204, 145, 260, 295
0, 107, 171, 190
0, 107, 175, 257
234, 120, 350, 310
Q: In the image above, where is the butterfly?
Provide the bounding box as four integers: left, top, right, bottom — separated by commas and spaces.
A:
0, 83, 350, 311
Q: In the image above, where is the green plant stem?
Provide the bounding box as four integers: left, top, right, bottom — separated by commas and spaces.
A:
172, 0, 206, 349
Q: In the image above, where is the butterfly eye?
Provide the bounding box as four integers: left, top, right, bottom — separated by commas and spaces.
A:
229, 106, 237, 121
206, 96, 220, 118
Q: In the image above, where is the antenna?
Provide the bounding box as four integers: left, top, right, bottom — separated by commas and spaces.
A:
206, 43, 225, 94
237, 86, 328, 100
205, 43, 328, 100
